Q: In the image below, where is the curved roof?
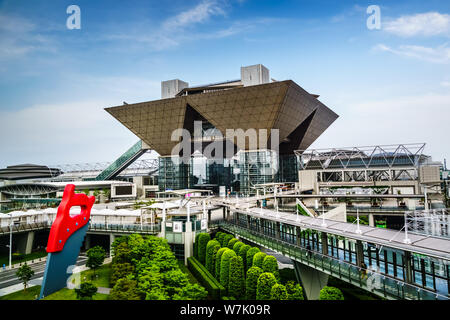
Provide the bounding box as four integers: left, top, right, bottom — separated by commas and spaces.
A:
0, 164, 62, 180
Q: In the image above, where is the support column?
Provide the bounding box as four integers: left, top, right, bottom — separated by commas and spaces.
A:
109, 234, 115, 258
16, 232, 35, 255
296, 226, 301, 247
356, 240, 364, 268
293, 260, 329, 300
84, 234, 91, 250
404, 251, 414, 284
184, 221, 194, 265
321, 232, 328, 256
275, 221, 281, 239
368, 214, 375, 227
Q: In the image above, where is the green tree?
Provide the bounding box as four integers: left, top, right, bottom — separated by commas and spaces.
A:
256, 272, 277, 300
228, 256, 245, 299
285, 281, 304, 300
232, 241, 244, 255
252, 252, 267, 269
262, 255, 280, 282
215, 247, 229, 279
112, 241, 131, 264
215, 232, 225, 246
109, 278, 143, 300
245, 266, 263, 300
194, 233, 201, 259
246, 247, 260, 271
75, 282, 98, 300
205, 239, 221, 274
227, 238, 239, 250
270, 283, 288, 300
86, 245, 106, 276
15, 263, 34, 292
319, 286, 344, 300
197, 233, 211, 265
172, 283, 208, 300
110, 262, 135, 287
220, 249, 236, 293
162, 269, 189, 297
238, 244, 251, 273
222, 234, 234, 248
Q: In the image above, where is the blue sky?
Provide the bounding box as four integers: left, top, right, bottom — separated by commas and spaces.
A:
0, 0, 449, 167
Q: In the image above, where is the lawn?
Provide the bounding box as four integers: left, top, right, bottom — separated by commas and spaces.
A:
78, 263, 112, 288
0, 285, 109, 300
0, 250, 48, 267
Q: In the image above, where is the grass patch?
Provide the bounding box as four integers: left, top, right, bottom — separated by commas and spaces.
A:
0, 250, 47, 267
0, 285, 41, 300
43, 288, 109, 300
78, 263, 112, 288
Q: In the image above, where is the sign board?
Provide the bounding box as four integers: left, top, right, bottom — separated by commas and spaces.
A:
173, 221, 182, 233
201, 219, 207, 230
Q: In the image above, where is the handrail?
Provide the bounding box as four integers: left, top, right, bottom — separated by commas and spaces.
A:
211, 220, 448, 300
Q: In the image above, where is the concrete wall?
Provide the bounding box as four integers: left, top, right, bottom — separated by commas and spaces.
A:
240, 64, 270, 86
161, 79, 189, 99
419, 165, 441, 184
298, 170, 317, 193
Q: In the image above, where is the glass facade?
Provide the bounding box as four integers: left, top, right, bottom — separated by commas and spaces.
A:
158, 150, 299, 194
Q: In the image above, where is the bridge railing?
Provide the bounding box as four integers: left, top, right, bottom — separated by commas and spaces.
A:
211, 220, 448, 300
89, 223, 161, 234
0, 222, 50, 235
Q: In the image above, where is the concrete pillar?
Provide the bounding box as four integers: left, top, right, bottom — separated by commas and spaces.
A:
293, 260, 329, 300
16, 232, 35, 255
109, 234, 115, 258
296, 226, 301, 247
356, 240, 364, 268
321, 232, 328, 256
368, 214, 375, 227
184, 222, 194, 265
404, 251, 413, 284
275, 221, 281, 239
84, 234, 91, 250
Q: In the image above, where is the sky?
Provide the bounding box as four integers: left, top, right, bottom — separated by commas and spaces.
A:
0, 0, 449, 167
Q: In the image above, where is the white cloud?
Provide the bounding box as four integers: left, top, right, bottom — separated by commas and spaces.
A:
384, 12, 450, 37
374, 43, 450, 64
0, 100, 138, 167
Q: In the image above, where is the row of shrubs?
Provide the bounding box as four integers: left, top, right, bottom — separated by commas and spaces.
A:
187, 256, 225, 300
192, 231, 304, 300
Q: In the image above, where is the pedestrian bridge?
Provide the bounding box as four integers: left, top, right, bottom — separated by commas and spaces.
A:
211, 205, 450, 300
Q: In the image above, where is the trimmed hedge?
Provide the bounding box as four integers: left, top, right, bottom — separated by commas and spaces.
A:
197, 233, 211, 264
227, 238, 239, 250
215, 247, 228, 279
220, 249, 237, 293
187, 257, 225, 300
205, 240, 221, 274
222, 234, 234, 248
319, 286, 344, 300
245, 266, 263, 300
246, 247, 260, 271
238, 244, 251, 273
262, 255, 280, 282
228, 255, 245, 299
285, 281, 304, 300
256, 272, 277, 300
252, 252, 267, 269
232, 241, 244, 255
270, 283, 288, 300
